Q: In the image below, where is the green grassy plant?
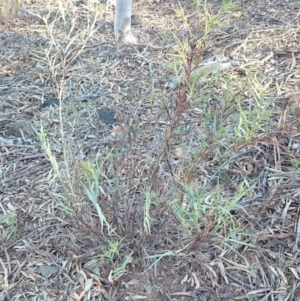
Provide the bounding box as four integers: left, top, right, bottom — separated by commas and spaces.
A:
0, 0, 18, 23
36, 0, 269, 281
0, 211, 20, 238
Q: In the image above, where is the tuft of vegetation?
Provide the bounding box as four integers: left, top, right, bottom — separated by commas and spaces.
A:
0, 0, 18, 23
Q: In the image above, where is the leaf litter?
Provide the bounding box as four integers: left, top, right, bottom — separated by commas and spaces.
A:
1, 0, 300, 300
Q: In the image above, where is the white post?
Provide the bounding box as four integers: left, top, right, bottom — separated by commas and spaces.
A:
114, 0, 137, 45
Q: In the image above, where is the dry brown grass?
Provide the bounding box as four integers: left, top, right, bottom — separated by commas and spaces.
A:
1, 0, 300, 300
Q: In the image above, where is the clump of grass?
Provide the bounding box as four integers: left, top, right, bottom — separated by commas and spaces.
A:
37, 0, 265, 283
0, 210, 20, 238
31, 0, 104, 82
0, 0, 19, 23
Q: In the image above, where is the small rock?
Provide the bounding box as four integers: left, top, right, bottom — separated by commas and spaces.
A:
174, 147, 184, 159
84, 258, 102, 276
39, 98, 60, 110
96, 107, 117, 126
0, 136, 23, 146
37, 265, 59, 278
6, 120, 33, 138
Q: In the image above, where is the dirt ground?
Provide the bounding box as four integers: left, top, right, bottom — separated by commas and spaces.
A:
1, 0, 300, 300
